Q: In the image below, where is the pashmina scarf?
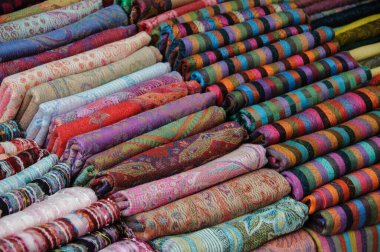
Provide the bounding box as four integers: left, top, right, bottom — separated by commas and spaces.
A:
0, 120, 21, 141
334, 19, 380, 47
0, 138, 38, 160
100, 239, 154, 252
302, 0, 358, 15
0, 0, 44, 14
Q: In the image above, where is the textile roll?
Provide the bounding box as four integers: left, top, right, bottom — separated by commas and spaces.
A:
283, 135, 380, 200
0, 187, 97, 239
0, 25, 137, 84
302, 0, 357, 15
0, 0, 102, 42
303, 164, 380, 215
233, 67, 372, 134
305, 225, 380, 252
89, 121, 246, 197
335, 14, 380, 36
0, 162, 71, 217
179, 25, 310, 80
110, 144, 266, 216
266, 110, 380, 171
61, 92, 216, 176
0, 148, 49, 180
127, 169, 290, 240
0, 138, 38, 160
100, 239, 154, 252
223, 52, 359, 115
0, 0, 44, 14
0, 5, 129, 63
74, 106, 225, 186
0, 199, 120, 251
190, 26, 334, 89
360, 54, 380, 69
0, 154, 58, 195
167, 9, 309, 68
334, 19, 380, 47
25, 63, 172, 147
150, 196, 308, 252
252, 86, 380, 146
0, 32, 152, 123
0, 120, 21, 142
16, 45, 160, 129
309, 190, 380, 235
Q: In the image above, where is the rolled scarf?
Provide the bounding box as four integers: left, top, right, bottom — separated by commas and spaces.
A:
0, 32, 152, 123
223, 51, 358, 115
110, 144, 266, 216
0, 187, 97, 239
0, 138, 38, 160
0, 162, 71, 217
0, 0, 102, 42
0, 120, 21, 141
0, 25, 137, 84
302, 0, 357, 15
0, 199, 119, 251
0, 0, 44, 14
100, 239, 154, 252
16, 45, 160, 129
283, 135, 380, 200
127, 169, 290, 241
266, 110, 380, 171
305, 225, 380, 252
309, 190, 380, 236
303, 164, 380, 215
360, 54, 380, 69
190, 26, 334, 89
233, 67, 372, 134
0, 148, 49, 180
0, 154, 58, 195
167, 9, 309, 68
48, 81, 197, 156
334, 19, 380, 47
179, 25, 310, 80
61, 92, 216, 176
89, 121, 246, 197
252, 86, 380, 146
150, 196, 308, 251
74, 106, 225, 186
25, 62, 171, 147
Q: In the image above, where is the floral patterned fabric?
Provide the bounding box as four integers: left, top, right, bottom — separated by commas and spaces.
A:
0, 138, 38, 160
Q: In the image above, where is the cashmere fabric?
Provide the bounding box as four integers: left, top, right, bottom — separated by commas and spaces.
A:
101, 239, 154, 252
0, 138, 38, 160
0, 120, 21, 141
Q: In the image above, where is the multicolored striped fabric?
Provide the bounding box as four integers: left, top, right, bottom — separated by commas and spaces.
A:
190, 26, 334, 89
223, 52, 359, 115
309, 190, 380, 235
0, 120, 21, 141
303, 164, 380, 215
266, 110, 380, 171
233, 67, 372, 134
150, 197, 308, 251
283, 135, 380, 200
0, 163, 70, 217
0, 138, 38, 160
305, 225, 380, 252
100, 238, 154, 252
252, 86, 380, 146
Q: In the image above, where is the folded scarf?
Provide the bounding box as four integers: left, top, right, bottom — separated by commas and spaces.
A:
223, 52, 359, 115
0, 187, 97, 239
233, 67, 372, 134
127, 169, 290, 241
89, 121, 246, 197
167, 9, 309, 68
303, 164, 380, 215
341, 36, 380, 52
283, 135, 380, 200
0, 162, 70, 217
0, 33, 152, 123
0, 5, 128, 63
0, 138, 38, 160
0, 199, 119, 252
100, 239, 154, 252
0, 0, 44, 14
25, 62, 171, 147
335, 14, 380, 36
360, 54, 380, 69
0, 25, 137, 84
75, 106, 225, 186
190, 26, 334, 89
333, 19, 380, 47
61, 92, 216, 176
305, 225, 380, 252
150, 196, 308, 251
110, 143, 266, 216
302, 0, 357, 15
0, 120, 21, 141
309, 190, 380, 235
252, 86, 380, 146
0, 154, 58, 195
266, 110, 380, 171
16, 45, 159, 129
0, 148, 49, 180
179, 25, 310, 80
0, 0, 102, 42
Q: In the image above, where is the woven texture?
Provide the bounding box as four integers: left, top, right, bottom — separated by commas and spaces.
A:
0, 0, 44, 14
302, 0, 357, 15
100, 239, 154, 252
0, 138, 38, 160
0, 120, 21, 141
333, 19, 380, 47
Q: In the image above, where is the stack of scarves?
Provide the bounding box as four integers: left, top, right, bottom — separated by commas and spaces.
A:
0, 120, 21, 141
0, 138, 38, 160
